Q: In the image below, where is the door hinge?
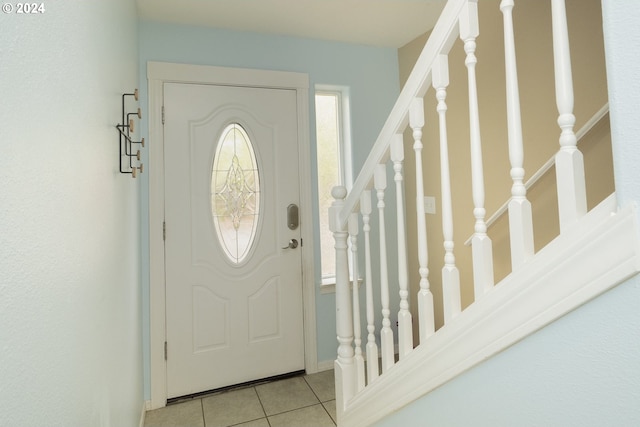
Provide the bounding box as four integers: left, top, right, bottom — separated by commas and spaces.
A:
164, 341, 168, 360
300, 238, 303, 247
162, 106, 165, 125
163, 221, 166, 241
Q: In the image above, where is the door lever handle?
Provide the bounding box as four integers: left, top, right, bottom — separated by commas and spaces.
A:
282, 239, 299, 249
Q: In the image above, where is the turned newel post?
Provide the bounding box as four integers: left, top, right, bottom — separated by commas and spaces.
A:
330, 185, 355, 419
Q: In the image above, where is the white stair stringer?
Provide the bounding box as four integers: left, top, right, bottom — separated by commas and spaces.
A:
341, 194, 640, 427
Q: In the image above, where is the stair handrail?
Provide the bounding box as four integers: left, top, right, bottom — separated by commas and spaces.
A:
333, 0, 616, 425
331, 1, 477, 421
463, 103, 610, 246
335, 0, 471, 229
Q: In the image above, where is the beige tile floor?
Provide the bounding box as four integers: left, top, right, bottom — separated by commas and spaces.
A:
145, 370, 336, 427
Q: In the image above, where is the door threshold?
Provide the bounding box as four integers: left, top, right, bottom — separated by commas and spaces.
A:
167, 370, 307, 405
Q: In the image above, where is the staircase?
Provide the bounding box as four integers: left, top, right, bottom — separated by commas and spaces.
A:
329, 1, 640, 426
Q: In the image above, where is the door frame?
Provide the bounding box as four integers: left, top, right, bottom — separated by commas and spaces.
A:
147, 61, 317, 409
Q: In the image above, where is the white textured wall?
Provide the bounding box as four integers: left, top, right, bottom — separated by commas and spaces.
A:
603, 0, 640, 209
0, 2, 142, 426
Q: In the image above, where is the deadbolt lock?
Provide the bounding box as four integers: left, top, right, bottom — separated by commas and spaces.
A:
287, 204, 299, 230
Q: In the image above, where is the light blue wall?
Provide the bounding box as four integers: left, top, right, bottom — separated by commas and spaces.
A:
0, 1, 143, 426
374, 280, 640, 426
603, 0, 640, 210
374, 1, 640, 425
137, 22, 401, 399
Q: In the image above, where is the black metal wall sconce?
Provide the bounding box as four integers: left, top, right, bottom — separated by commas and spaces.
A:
116, 89, 145, 178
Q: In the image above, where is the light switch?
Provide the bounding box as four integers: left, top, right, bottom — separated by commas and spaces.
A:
424, 196, 436, 215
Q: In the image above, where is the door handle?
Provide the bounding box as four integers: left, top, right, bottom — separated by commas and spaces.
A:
282, 239, 299, 249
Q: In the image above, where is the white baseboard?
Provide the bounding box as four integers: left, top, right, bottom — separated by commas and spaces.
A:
317, 359, 335, 372
139, 400, 150, 427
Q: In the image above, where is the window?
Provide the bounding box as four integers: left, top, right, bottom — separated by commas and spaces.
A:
315, 86, 353, 286
211, 123, 261, 265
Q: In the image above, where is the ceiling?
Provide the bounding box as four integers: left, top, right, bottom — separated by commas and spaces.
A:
136, 0, 446, 48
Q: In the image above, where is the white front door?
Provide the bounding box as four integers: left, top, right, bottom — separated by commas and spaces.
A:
163, 82, 305, 398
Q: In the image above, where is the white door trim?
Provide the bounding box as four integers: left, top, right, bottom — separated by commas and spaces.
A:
147, 61, 317, 409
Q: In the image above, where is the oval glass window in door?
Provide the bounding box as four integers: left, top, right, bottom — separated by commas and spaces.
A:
211, 123, 261, 265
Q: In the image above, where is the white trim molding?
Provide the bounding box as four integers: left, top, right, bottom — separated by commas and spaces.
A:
146, 61, 317, 409
138, 401, 148, 427
342, 194, 640, 427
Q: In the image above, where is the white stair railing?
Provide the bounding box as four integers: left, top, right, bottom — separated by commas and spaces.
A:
348, 213, 366, 392
433, 53, 462, 323
374, 164, 394, 373
329, 186, 355, 421
501, 0, 535, 270
461, 2, 495, 301
329, 0, 596, 424
360, 190, 379, 385
551, 0, 588, 231
391, 135, 413, 359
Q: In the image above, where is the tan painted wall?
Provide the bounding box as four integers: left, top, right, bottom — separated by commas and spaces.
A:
398, 0, 612, 339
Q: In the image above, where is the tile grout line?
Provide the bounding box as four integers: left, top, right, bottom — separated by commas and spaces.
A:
252, 386, 272, 427
201, 398, 206, 427
303, 375, 326, 404
262, 402, 337, 427
257, 377, 326, 422
303, 375, 337, 426
320, 401, 337, 426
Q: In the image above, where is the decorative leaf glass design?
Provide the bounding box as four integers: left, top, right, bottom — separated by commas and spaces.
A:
211, 123, 260, 264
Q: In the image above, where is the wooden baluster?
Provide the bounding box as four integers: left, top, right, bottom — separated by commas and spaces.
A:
410, 98, 435, 343
460, 1, 495, 300
361, 190, 379, 384
501, 0, 535, 270
391, 134, 413, 358
433, 54, 461, 323
329, 186, 355, 418
374, 164, 394, 372
348, 213, 365, 392
551, 0, 587, 231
